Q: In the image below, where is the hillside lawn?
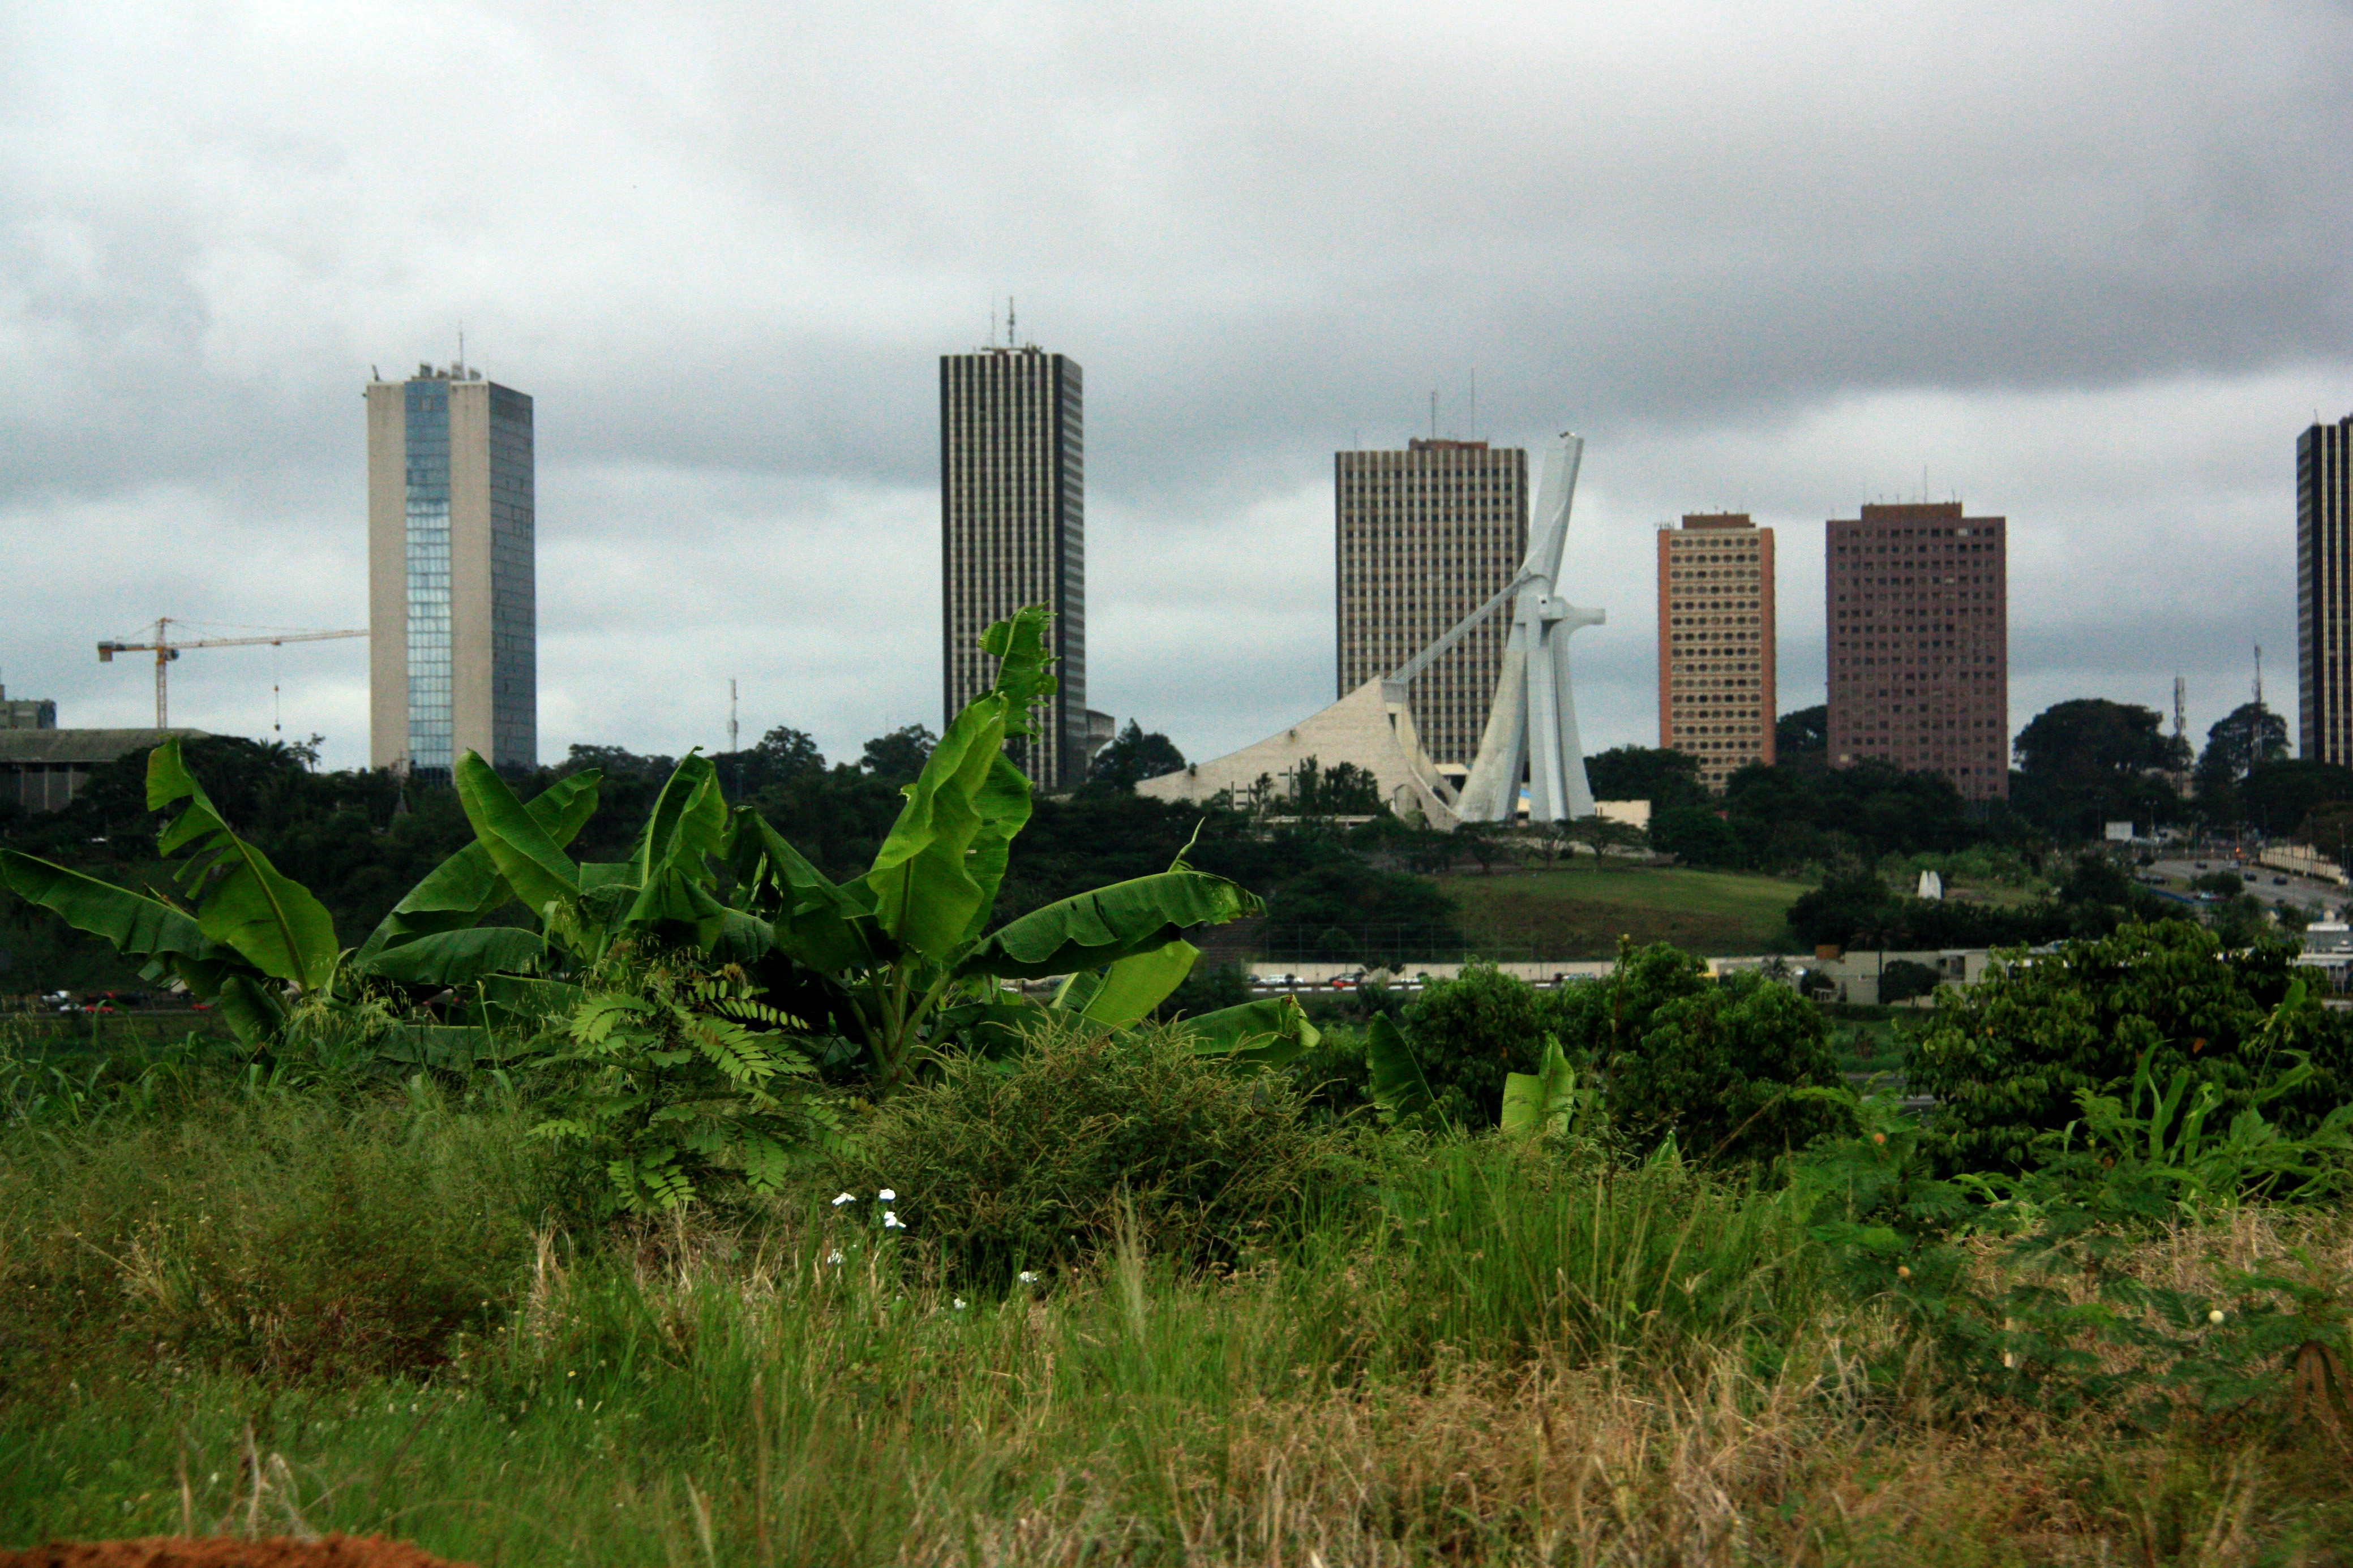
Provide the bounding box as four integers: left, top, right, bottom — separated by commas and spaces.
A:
1433, 862, 1810, 959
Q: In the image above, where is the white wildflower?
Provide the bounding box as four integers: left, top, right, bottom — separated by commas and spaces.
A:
1018, 1271, 1040, 1285
832, 1192, 856, 1206
878, 1188, 897, 1201
826, 1249, 845, 1266
883, 1212, 905, 1230
2209, 1308, 2226, 1325
953, 1298, 968, 1311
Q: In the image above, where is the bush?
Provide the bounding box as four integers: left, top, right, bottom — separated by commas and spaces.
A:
0, 1090, 545, 1394
1550, 941, 1711, 1063
1608, 974, 1851, 1162
1396, 963, 1551, 1127
1906, 922, 2353, 1173
838, 1020, 1357, 1287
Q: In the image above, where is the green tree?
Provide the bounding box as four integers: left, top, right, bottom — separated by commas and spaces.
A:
2194, 702, 2290, 822
1776, 704, 1828, 759
1906, 922, 2351, 1172
2011, 698, 2183, 840
1876, 957, 1941, 1004
1396, 962, 1553, 1128
1651, 804, 1743, 868
1088, 720, 1186, 791
1584, 746, 1706, 809
1608, 972, 1851, 1162
2235, 759, 2353, 837
860, 724, 938, 785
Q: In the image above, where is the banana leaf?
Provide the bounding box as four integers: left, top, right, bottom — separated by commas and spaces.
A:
354, 770, 603, 961
731, 813, 884, 973
0, 850, 215, 970
1180, 994, 1319, 1067
148, 740, 340, 990
1055, 940, 1199, 1027
358, 926, 549, 986
455, 752, 581, 912
961, 870, 1261, 981
857, 605, 1053, 960
632, 752, 730, 888
1366, 1014, 1439, 1125
1501, 1034, 1580, 1137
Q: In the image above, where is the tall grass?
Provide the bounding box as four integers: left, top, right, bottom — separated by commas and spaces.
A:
1, 1081, 2347, 1562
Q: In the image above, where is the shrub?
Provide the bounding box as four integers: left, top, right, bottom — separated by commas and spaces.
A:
1550, 940, 1711, 1063
1907, 922, 2353, 1174
0, 1090, 544, 1393
837, 1019, 1357, 1287
1397, 962, 1551, 1127
1607, 973, 1850, 1162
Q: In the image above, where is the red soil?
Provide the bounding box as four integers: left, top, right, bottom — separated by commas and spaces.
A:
0, 1537, 472, 1568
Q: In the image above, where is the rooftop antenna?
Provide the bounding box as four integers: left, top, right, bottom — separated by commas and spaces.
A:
2254, 643, 2264, 708
1006, 296, 1017, 347
1429, 389, 1437, 441
2173, 674, 2187, 744
728, 678, 739, 755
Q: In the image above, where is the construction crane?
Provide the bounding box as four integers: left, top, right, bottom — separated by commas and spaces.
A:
98, 618, 367, 728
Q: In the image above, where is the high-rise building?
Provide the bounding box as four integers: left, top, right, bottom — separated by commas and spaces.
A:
1824, 501, 2008, 800
1335, 439, 1528, 769
1, 685, 56, 731
366, 362, 535, 778
1657, 514, 1776, 790
2298, 413, 2353, 766
940, 344, 1086, 788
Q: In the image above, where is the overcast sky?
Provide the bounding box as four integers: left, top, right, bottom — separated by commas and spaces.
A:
5, 0, 2350, 777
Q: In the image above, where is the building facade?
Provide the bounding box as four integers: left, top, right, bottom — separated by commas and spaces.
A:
2, 685, 56, 731
1335, 439, 1528, 770
1824, 501, 2009, 800
940, 345, 1087, 788
366, 363, 535, 777
1657, 514, 1776, 790
2298, 413, 2353, 766
0, 728, 205, 814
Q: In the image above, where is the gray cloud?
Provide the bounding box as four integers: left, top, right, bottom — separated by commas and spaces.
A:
2, 0, 2348, 776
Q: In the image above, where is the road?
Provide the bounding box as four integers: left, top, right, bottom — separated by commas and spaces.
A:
2141, 856, 2346, 918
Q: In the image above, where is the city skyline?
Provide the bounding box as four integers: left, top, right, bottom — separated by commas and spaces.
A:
2, 2, 2345, 775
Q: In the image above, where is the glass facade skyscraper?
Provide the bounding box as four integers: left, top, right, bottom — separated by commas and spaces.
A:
368, 364, 535, 777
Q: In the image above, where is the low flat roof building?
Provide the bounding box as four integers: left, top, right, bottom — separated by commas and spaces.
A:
2, 685, 56, 732
0, 729, 205, 814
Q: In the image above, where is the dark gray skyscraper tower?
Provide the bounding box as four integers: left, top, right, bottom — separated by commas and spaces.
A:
367, 362, 535, 777
2299, 413, 2353, 766
940, 342, 1086, 787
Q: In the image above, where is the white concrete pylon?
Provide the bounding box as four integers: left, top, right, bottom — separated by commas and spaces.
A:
1455, 433, 1604, 822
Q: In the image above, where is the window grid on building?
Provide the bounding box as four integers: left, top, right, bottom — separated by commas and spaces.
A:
940, 347, 1085, 788
1334, 441, 1528, 769
1656, 515, 1776, 792
1823, 501, 2009, 801
2299, 415, 2353, 767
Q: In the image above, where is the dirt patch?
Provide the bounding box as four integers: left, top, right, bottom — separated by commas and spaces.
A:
0, 1537, 471, 1568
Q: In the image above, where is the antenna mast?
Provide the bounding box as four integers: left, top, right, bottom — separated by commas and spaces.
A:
2254, 643, 2264, 708
1006, 296, 1017, 347
728, 679, 739, 754
2173, 674, 2186, 742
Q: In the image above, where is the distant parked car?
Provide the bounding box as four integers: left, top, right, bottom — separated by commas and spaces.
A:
2275, 875, 2290, 885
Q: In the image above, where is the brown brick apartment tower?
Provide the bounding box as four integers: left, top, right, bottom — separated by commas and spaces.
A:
1824, 501, 2009, 800
1657, 514, 1776, 791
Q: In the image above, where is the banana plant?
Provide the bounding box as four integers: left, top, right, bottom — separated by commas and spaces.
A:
0, 742, 607, 1048
3, 608, 1306, 1082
